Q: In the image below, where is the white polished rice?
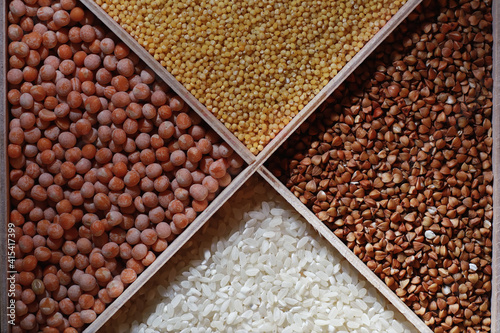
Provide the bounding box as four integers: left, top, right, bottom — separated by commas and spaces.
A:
104, 178, 416, 333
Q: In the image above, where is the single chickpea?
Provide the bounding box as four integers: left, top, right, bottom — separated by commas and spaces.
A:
150, 90, 167, 106
79, 273, 97, 292
175, 113, 192, 130
80, 309, 97, 323
105, 280, 124, 298
80, 25, 96, 43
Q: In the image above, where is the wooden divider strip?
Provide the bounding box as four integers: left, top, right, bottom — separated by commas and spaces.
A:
258, 165, 433, 333
84, 162, 259, 332
78, 0, 256, 165
254, 0, 423, 167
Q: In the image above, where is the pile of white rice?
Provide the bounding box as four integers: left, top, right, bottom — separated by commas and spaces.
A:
104, 177, 415, 333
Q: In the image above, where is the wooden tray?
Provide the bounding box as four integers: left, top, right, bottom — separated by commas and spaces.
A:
1, 0, 498, 332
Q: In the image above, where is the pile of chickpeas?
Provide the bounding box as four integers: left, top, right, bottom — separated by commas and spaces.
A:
7, 0, 243, 331
98, 0, 407, 154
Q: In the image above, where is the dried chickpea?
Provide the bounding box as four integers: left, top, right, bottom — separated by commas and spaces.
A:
20, 314, 36, 330
168, 96, 184, 112
175, 168, 192, 188
119, 243, 132, 260
22, 255, 38, 271
117, 193, 132, 208
113, 42, 129, 59
80, 309, 96, 324
78, 274, 96, 292
141, 251, 156, 266
74, 253, 89, 270
78, 294, 94, 310
47, 223, 64, 239
8, 24, 23, 41
155, 222, 171, 239
196, 139, 212, 155
131, 243, 147, 261
89, 252, 105, 268
105, 280, 123, 299
101, 242, 119, 258
92, 299, 106, 315
47, 311, 64, 327
68, 312, 84, 328
19, 271, 35, 287
116, 58, 134, 77
209, 159, 227, 179
178, 134, 194, 151
125, 228, 141, 245
189, 184, 209, 201
43, 273, 59, 292
67, 285, 81, 302
59, 256, 75, 272
111, 91, 130, 108
59, 298, 75, 316
170, 150, 186, 167
175, 113, 192, 130
150, 90, 166, 106
126, 258, 144, 275
69, 6, 84, 21
74, 238, 91, 255
79, 25, 95, 43
154, 176, 169, 193
93, 193, 110, 211
53, 10, 70, 27
90, 220, 106, 237
140, 229, 157, 246
132, 83, 150, 100
218, 173, 232, 187
172, 214, 188, 229
192, 199, 208, 212
18, 234, 34, 254
92, 268, 110, 287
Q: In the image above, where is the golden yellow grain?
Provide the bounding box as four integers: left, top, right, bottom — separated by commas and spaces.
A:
97, 0, 406, 154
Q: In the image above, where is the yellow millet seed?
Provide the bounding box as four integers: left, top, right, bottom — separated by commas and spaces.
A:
99, 0, 407, 154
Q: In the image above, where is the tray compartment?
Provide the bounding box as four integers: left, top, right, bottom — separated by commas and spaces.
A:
83, 0, 422, 156
266, 1, 496, 331
1, 0, 250, 331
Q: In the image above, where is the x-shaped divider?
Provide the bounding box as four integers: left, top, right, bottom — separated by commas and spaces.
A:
71, 0, 455, 331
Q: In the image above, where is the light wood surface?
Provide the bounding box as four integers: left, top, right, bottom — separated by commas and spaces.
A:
257, 166, 433, 333
491, 0, 499, 330
84, 162, 260, 332
78, 0, 256, 166
254, 0, 423, 166
1, 0, 10, 331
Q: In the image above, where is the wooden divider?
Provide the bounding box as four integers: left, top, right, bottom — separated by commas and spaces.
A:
257, 166, 433, 333
78, 0, 257, 166
491, 0, 499, 330
78, 0, 423, 168
254, 0, 423, 166
72, 3, 433, 332
84, 162, 260, 332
